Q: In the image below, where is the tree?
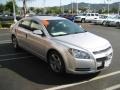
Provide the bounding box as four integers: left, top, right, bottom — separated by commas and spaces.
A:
29, 7, 35, 11
110, 7, 118, 13
5, 1, 18, 13
0, 4, 5, 13
35, 8, 43, 14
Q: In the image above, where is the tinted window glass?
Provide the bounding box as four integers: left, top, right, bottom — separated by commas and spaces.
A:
30, 21, 43, 31
95, 14, 98, 16
87, 14, 90, 16
83, 14, 86, 16
91, 14, 94, 16
44, 20, 85, 37
19, 20, 31, 30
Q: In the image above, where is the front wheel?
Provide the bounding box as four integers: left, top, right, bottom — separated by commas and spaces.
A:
48, 51, 65, 74
81, 18, 85, 23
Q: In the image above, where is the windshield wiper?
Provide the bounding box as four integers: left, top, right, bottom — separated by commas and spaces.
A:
56, 33, 71, 36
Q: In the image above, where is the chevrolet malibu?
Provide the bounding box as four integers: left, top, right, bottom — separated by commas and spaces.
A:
10, 16, 113, 74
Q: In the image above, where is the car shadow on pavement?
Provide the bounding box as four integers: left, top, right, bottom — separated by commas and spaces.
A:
0, 43, 99, 85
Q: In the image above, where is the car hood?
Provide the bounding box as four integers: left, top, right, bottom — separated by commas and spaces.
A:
53, 32, 110, 52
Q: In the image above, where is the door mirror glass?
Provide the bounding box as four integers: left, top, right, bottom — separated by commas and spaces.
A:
33, 30, 43, 35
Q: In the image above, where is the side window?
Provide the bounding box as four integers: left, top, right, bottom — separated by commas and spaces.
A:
30, 21, 43, 31
87, 14, 90, 16
19, 20, 31, 30
91, 14, 94, 16
95, 14, 98, 16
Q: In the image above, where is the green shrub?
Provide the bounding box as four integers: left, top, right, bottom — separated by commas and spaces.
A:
0, 21, 14, 28
0, 23, 2, 28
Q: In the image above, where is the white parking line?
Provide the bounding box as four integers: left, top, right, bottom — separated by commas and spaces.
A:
0, 56, 34, 62
44, 71, 120, 90
0, 33, 10, 36
0, 40, 11, 44
0, 52, 27, 57
103, 84, 120, 90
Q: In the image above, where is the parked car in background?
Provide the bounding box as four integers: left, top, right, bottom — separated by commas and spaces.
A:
102, 15, 118, 26
74, 13, 99, 23
108, 15, 120, 27
92, 15, 108, 25
116, 20, 120, 28
59, 14, 76, 21
11, 16, 113, 74
85, 13, 99, 22
74, 13, 86, 22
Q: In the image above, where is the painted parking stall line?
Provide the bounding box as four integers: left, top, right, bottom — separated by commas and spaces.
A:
103, 84, 120, 90
44, 71, 120, 90
0, 52, 27, 57
0, 33, 10, 36
0, 40, 11, 44
0, 56, 34, 62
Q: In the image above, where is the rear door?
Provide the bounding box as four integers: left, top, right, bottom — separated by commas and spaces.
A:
16, 19, 31, 50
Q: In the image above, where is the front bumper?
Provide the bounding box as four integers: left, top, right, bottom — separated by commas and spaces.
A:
65, 47, 113, 74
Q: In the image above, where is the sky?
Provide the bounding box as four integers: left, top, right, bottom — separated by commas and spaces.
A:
0, 0, 120, 7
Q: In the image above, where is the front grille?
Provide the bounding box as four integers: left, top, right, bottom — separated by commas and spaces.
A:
93, 46, 111, 54
75, 68, 90, 71
96, 57, 108, 62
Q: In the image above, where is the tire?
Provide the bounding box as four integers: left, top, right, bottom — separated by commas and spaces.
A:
103, 21, 107, 26
48, 50, 65, 74
81, 18, 85, 23
12, 36, 20, 50
116, 22, 120, 28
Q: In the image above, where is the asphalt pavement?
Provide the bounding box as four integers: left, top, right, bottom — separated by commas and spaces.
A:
0, 23, 120, 90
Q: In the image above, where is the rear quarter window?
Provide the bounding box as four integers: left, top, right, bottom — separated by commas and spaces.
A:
19, 20, 31, 30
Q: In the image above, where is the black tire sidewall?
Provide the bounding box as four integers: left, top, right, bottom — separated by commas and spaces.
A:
48, 51, 65, 74
12, 36, 19, 49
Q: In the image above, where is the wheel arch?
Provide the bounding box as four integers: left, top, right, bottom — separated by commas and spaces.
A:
46, 48, 66, 73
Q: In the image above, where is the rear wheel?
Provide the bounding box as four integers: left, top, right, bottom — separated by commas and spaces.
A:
48, 50, 65, 74
12, 36, 20, 49
116, 22, 120, 28
103, 21, 108, 26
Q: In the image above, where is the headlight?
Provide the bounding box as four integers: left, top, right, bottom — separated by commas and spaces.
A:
69, 48, 90, 59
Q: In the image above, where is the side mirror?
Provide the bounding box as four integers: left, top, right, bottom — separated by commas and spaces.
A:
33, 30, 43, 35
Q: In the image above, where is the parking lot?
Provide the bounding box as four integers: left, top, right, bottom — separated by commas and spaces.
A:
0, 23, 120, 90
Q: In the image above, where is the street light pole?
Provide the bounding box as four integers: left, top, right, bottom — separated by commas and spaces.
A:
12, 0, 17, 22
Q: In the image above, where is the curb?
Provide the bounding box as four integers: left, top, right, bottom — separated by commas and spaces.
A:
0, 28, 10, 30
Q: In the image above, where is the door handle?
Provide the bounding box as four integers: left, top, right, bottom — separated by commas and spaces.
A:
25, 34, 27, 38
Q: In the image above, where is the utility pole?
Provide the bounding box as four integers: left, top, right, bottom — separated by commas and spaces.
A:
76, 0, 78, 15
12, 0, 17, 22
71, 0, 73, 15
43, 0, 46, 14
60, 0, 62, 14
107, 0, 110, 16
118, 3, 120, 15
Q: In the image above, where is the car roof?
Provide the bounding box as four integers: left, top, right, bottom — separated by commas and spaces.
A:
31, 16, 66, 20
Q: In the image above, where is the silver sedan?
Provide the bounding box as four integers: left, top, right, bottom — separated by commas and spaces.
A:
10, 16, 113, 74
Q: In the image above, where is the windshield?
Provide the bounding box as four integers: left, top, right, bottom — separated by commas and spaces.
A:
43, 19, 85, 37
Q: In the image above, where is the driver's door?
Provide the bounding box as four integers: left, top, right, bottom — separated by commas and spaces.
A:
27, 20, 47, 59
